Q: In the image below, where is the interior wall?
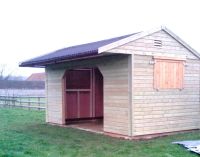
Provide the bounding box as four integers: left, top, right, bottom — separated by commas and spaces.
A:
64, 68, 103, 120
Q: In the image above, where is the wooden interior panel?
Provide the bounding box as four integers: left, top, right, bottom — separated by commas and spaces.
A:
65, 68, 103, 121
66, 91, 78, 119
66, 69, 91, 89
79, 91, 91, 118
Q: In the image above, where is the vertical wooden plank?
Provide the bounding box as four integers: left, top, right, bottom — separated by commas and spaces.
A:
177, 62, 180, 88
79, 91, 91, 118
154, 60, 158, 89
169, 62, 172, 88
178, 62, 184, 89
154, 59, 184, 89
90, 69, 93, 117
77, 91, 80, 118
164, 61, 167, 88
92, 68, 95, 117
159, 60, 163, 88
66, 91, 78, 119
181, 61, 184, 89
171, 62, 176, 88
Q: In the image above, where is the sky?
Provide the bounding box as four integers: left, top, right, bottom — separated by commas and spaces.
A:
0, 0, 199, 77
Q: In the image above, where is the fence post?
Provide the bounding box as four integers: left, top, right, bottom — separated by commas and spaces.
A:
19, 97, 21, 108
7, 95, 10, 108
0, 96, 1, 107
38, 97, 40, 110
28, 97, 30, 110
4, 96, 6, 107
13, 94, 15, 107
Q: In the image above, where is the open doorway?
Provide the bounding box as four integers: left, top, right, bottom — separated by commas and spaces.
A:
63, 68, 103, 133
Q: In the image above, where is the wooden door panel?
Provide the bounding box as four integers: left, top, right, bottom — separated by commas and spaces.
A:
66, 91, 78, 119
66, 70, 91, 89
65, 68, 103, 120
79, 91, 91, 118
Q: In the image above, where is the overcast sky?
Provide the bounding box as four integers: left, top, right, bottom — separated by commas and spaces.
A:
0, 0, 199, 76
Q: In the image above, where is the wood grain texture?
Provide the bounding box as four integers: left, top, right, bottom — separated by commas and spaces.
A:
109, 30, 198, 59
132, 55, 200, 136
154, 59, 184, 89
99, 56, 130, 136
45, 30, 200, 137
45, 54, 131, 136
45, 68, 65, 124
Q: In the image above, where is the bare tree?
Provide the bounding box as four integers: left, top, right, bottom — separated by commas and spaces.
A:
0, 64, 16, 101
0, 64, 13, 80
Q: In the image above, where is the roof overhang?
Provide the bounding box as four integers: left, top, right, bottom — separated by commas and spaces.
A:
19, 51, 99, 68
19, 51, 109, 68
20, 26, 200, 68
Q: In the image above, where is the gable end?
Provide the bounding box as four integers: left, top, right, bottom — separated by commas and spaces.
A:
99, 27, 200, 60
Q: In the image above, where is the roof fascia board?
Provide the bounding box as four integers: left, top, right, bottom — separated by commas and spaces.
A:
162, 27, 200, 59
20, 53, 108, 68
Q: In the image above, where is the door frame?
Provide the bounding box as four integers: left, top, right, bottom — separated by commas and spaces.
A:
62, 67, 103, 123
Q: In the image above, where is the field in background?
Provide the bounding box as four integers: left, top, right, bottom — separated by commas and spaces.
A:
0, 108, 199, 157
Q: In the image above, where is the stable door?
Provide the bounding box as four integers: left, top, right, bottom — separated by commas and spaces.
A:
65, 69, 92, 119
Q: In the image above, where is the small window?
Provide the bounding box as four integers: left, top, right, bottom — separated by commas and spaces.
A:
154, 58, 185, 89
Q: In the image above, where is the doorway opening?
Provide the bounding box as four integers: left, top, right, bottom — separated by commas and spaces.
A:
63, 68, 103, 133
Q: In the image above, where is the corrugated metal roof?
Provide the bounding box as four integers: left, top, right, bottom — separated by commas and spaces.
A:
173, 140, 200, 155
20, 33, 137, 67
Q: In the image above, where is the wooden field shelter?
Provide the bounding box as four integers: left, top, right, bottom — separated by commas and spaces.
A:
20, 26, 200, 138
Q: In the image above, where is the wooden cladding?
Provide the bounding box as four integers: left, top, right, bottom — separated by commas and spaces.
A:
154, 58, 185, 89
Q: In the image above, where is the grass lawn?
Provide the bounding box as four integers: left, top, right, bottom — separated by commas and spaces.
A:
0, 108, 199, 157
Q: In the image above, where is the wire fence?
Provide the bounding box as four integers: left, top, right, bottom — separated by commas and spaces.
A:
0, 95, 46, 110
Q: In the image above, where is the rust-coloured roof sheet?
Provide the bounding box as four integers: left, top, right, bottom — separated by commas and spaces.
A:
26, 73, 45, 81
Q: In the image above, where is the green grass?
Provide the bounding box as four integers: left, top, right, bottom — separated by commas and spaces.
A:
0, 108, 199, 157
